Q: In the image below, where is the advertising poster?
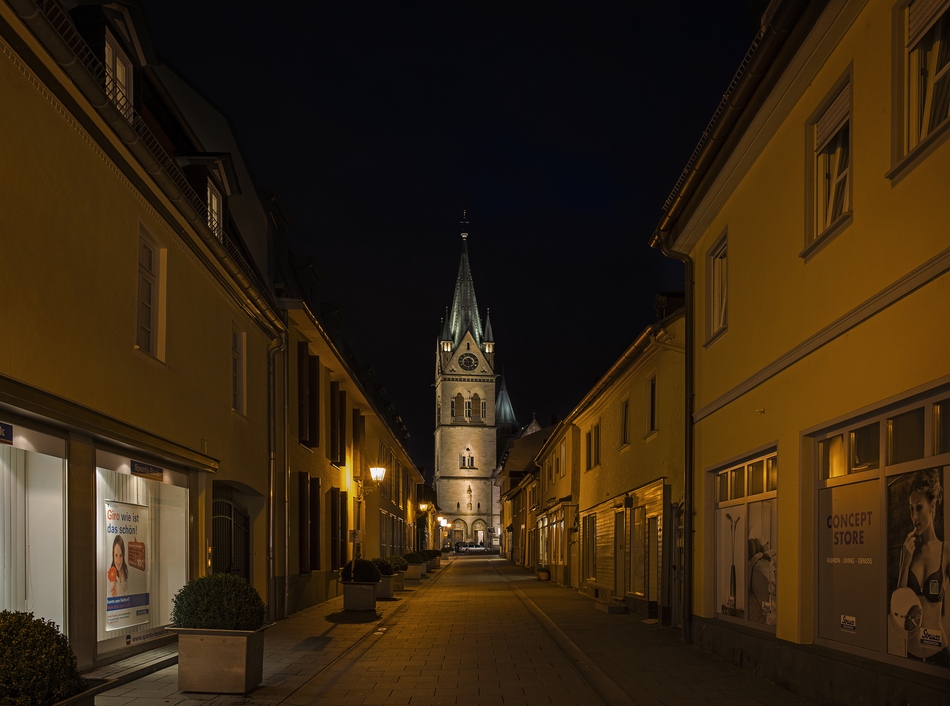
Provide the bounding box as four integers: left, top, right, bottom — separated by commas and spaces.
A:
717, 508, 745, 618
817, 480, 881, 649
886, 466, 949, 667
747, 499, 777, 625
104, 501, 149, 631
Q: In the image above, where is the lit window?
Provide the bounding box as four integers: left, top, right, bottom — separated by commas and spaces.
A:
104, 31, 133, 120
906, 3, 950, 151
207, 180, 223, 240
813, 85, 851, 238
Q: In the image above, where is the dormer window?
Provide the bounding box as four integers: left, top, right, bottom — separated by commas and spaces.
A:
207, 180, 223, 240
104, 31, 133, 120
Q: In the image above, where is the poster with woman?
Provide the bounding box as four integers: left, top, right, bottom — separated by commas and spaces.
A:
886, 467, 950, 668
103, 501, 150, 631
747, 498, 777, 625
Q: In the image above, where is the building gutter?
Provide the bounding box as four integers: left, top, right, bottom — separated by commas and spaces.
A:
266, 334, 285, 621
648, 0, 813, 645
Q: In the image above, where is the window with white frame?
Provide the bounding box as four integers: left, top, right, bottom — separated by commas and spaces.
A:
207, 180, 223, 240
814, 84, 851, 238
586, 423, 601, 470
231, 324, 245, 414
714, 451, 778, 627
136, 233, 162, 358
905, 1, 950, 152
104, 31, 132, 120
707, 234, 728, 340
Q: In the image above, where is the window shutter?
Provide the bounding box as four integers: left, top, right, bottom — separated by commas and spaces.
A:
815, 85, 850, 152
297, 472, 311, 574
908, 0, 950, 48
297, 343, 309, 444
329, 486, 340, 569
308, 355, 319, 446
309, 477, 321, 571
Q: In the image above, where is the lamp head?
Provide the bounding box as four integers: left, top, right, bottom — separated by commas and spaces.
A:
419, 501, 429, 512
369, 466, 386, 483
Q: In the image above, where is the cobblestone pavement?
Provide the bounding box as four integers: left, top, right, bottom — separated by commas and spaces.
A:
93, 556, 818, 705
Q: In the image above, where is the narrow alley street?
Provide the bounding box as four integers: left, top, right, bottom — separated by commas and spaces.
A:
93, 556, 816, 706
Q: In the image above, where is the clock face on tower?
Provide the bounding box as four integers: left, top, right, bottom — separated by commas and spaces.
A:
458, 353, 479, 371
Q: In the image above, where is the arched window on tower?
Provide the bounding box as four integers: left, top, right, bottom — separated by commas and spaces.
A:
454, 392, 464, 421
471, 393, 481, 421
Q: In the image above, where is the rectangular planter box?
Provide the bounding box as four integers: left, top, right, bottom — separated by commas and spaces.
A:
343, 581, 378, 610
376, 574, 394, 599
393, 571, 405, 591
404, 563, 423, 580
170, 627, 265, 694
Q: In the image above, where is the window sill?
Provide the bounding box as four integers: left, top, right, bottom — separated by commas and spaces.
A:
886, 117, 950, 185
703, 326, 727, 349
643, 430, 658, 443
800, 212, 852, 262
133, 344, 167, 367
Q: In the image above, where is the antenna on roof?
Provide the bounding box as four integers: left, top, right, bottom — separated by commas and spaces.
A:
461, 209, 469, 240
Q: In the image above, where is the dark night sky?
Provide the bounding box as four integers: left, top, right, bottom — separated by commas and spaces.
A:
139, 2, 757, 474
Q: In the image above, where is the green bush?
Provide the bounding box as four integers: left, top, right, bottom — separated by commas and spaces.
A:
386, 555, 408, 572
404, 551, 424, 564
341, 558, 381, 582
370, 557, 394, 576
170, 573, 265, 631
0, 610, 86, 705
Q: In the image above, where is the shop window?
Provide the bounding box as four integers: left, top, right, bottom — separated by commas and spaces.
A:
714, 451, 778, 627
1, 428, 66, 631
935, 398, 950, 454
887, 407, 925, 465
820, 434, 846, 479
95, 456, 188, 649
850, 422, 880, 472
583, 514, 597, 581
631, 506, 647, 596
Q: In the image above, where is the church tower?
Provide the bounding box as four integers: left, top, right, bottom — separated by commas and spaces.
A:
434, 215, 500, 548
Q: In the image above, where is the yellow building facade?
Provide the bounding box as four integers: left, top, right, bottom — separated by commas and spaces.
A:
653, 0, 950, 697
0, 0, 421, 672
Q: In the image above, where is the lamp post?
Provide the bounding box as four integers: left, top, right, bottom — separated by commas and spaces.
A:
353, 465, 387, 564
418, 501, 430, 549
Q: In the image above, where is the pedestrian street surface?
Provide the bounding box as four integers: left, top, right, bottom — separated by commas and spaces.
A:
94, 555, 818, 705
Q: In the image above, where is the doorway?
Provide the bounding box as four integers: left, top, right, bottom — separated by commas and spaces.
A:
614, 510, 625, 597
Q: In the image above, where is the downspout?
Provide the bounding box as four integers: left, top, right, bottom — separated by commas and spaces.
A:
650, 232, 694, 645
267, 334, 284, 623
283, 330, 291, 619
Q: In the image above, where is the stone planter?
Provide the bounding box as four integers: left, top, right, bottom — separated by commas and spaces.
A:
343, 581, 378, 610
393, 571, 405, 591
376, 574, 394, 599
404, 563, 423, 584
426, 559, 435, 572
536, 569, 551, 581
168, 626, 266, 694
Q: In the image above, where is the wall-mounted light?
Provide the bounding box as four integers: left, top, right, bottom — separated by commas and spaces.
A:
419, 501, 429, 512
369, 466, 386, 484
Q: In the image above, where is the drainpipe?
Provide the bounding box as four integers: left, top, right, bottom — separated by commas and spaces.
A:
650, 232, 694, 645
282, 331, 291, 619
267, 334, 285, 622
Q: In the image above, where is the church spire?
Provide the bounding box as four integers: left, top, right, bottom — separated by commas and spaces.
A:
483, 309, 494, 342
495, 370, 517, 426
446, 213, 483, 348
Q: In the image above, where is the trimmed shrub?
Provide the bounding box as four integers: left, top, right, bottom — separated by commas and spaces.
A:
370, 557, 394, 576
171, 573, 265, 631
403, 551, 424, 564
386, 555, 408, 572
0, 610, 86, 705
341, 558, 381, 582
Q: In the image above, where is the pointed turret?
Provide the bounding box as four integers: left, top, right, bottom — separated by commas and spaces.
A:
495, 371, 517, 427
483, 309, 494, 343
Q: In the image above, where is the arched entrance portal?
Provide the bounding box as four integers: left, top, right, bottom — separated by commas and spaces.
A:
472, 519, 487, 547
452, 519, 467, 546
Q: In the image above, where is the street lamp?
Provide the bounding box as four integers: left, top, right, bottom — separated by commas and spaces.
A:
354, 466, 386, 563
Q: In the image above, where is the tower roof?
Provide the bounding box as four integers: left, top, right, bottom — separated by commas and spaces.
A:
445, 222, 483, 348
483, 309, 494, 342
495, 371, 518, 426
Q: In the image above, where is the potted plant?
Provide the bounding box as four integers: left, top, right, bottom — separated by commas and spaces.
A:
536, 564, 551, 581
341, 558, 381, 610
168, 573, 267, 694
370, 557, 395, 599
403, 552, 425, 582
387, 555, 408, 590
0, 610, 105, 706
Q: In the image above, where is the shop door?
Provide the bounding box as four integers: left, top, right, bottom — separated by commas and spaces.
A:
614, 511, 625, 597
212, 488, 250, 580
